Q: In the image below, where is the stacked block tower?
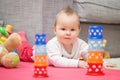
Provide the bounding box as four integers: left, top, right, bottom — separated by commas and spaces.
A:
33, 34, 48, 77
87, 25, 104, 76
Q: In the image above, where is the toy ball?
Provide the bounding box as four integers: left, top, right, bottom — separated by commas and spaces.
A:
1, 52, 20, 68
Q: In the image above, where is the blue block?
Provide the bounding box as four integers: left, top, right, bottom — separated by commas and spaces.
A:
35, 34, 46, 45
88, 25, 103, 40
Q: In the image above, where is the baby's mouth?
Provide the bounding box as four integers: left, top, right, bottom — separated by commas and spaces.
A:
64, 37, 71, 39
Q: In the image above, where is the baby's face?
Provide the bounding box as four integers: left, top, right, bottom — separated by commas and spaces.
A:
54, 13, 80, 46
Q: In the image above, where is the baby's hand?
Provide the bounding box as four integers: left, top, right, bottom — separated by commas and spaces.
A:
103, 61, 116, 69
78, 60, 88, 68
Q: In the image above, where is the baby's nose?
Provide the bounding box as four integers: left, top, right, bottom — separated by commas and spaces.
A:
66, 30, 71, 34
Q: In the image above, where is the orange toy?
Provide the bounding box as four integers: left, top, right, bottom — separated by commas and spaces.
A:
87, 51, 103, 63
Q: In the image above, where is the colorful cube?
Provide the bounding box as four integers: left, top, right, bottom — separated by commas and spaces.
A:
87, 63, 104, 75
33, 66, 48, 77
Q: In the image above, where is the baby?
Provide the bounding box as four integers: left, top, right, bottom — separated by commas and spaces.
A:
47, 6, 88, 68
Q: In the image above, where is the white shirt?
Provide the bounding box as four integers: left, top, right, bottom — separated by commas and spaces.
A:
46, 37, 88, 67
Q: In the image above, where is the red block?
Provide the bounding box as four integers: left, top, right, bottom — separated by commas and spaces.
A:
33, 66, 48, 78
86, 63, 104, 76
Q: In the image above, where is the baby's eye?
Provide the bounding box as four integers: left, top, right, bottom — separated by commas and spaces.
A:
61, 28, 65, 30
71, 29, 75, 31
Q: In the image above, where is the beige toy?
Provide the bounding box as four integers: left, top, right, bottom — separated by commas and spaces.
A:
102, 39, 110, 58
0, 33, 21, 68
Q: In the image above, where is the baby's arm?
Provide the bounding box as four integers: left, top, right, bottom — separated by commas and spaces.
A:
78, 50, 88, 68
48, 49, 88, 68
47, 43, 79, 67
77, 40, 88, 68
103, 60, 116, 69
48, 55, 79, 67
78, 60, 88, 68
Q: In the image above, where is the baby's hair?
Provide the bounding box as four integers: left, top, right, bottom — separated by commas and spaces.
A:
54, 6, 80, 28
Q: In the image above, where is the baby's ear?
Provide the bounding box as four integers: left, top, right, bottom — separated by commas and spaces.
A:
79, 27, 81, 32
53, 26, 56, 34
